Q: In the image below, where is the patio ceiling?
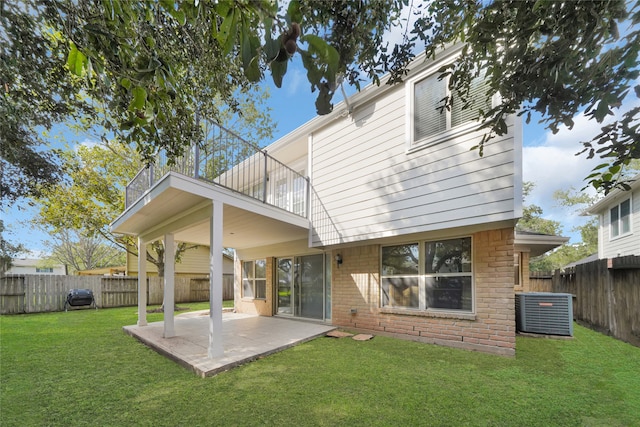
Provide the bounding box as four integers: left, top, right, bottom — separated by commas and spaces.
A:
111, 173, 309, 249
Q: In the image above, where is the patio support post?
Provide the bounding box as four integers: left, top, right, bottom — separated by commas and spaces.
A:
137, 236, 147, 327
208, 200, 224, 358
163, 233, 176, 338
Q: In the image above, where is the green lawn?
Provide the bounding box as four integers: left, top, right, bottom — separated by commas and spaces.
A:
1, 305, 639, 426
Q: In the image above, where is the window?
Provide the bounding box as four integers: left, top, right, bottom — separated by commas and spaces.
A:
381, 244, 419, 308
514, 253, 521, 287
414, 74, 447, 141
610, 198, 632, 238
410, 68, 491, 148
242, 259, 266, 299
292, 173, 307, 216
36, 267, 53, 273
251, 181, 264, 201
381, 237, 473, 312
275, 178, 288, 210
425, 238, 472, 311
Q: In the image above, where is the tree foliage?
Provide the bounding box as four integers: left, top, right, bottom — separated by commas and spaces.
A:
3, 0, 639, 203
31, 87, 274, 275
0, 1, 93, 202
46, 229, 125, 274
32, 141, 190, 276
516, 182, 563, 236
0, 220, 26, 275
529, 187, 601, 272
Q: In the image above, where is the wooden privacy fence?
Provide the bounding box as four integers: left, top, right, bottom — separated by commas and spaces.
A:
528, 271, 553, 292
0, 274, 234, 314
551, 256, 640, 347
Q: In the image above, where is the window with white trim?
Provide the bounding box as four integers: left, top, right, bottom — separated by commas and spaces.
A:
425, 238, 472, 311
292, 172, 307, 216
242, 259, 266, 299
410, 69, 491, 148
610, 198, 631, 238
275, 178, 288, 210
381, 237, 473, 312
381, 244, 420, 308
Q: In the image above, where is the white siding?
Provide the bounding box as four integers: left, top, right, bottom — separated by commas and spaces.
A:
310, 82, 518, 247
600, 189, 640, 258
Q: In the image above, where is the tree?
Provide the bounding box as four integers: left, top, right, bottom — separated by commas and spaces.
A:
31, 87, 274, 276
45, 229, 125, 274
0, 220, 26, 276
0, 1, 95, 202
4, 0, 639, 199
516, 182, 563, 236
553, 188, 600, 249
31, 140, 195, 277
529, 187, 600, 272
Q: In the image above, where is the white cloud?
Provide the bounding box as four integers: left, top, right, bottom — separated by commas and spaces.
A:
522, 95, 640, 241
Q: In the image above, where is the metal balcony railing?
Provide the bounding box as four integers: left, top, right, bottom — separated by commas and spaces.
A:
125, 123, 309, 218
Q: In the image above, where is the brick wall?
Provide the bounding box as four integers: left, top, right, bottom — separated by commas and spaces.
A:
332, 228, 516, 356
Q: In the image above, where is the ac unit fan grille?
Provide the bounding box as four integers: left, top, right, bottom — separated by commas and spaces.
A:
516, 293, 573, 336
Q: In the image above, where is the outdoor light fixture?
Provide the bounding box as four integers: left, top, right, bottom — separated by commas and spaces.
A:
335, 254, 343, 266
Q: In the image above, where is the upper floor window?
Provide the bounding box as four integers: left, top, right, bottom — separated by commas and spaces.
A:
610, 198, 632, 238
242, 259, 266, 299
409, 68, 492, 150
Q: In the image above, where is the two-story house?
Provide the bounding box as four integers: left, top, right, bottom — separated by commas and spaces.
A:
112, 45, 522, 357
585, 173, 640, 259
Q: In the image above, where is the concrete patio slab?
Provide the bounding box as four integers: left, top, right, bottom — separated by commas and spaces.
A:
123, 311, 336, 377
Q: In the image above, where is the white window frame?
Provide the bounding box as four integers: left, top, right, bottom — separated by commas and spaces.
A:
610, 197, 632, 239
514, 253, 522, 287
242, 259, 267, 300
292, 171, 307, 217
406, 63, 495, 153
380, 236, 474, 313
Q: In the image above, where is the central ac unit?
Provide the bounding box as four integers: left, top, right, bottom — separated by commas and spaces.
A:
515, 292, 573, 336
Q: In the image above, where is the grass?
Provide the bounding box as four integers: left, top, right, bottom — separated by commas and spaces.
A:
1, 305, 639, 427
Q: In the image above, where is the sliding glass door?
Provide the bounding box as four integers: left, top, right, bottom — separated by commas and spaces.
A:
276, 254, 331, 321
277, 258, 293, 315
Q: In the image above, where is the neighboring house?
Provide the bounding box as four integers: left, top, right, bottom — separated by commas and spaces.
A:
6, 258, 67, 275
125, 244, 234, 277
112, 45, 523, 357
513, 230, 568, 291
77, 266, 127, 276
585, 173, 640, 259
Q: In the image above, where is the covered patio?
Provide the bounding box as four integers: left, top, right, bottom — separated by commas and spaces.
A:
111, 170, 312, 358
124, 311, 335, 377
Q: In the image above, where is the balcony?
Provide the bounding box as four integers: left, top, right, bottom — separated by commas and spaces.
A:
125, 123, 309, 218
